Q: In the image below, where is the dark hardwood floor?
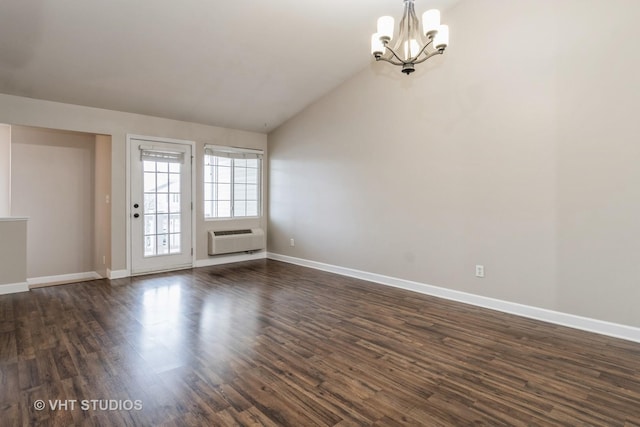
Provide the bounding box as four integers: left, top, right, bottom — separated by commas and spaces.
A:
1, 259, 639, 426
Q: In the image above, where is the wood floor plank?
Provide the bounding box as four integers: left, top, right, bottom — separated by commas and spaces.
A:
0, 361, 19, 404
0, 259, 639, 425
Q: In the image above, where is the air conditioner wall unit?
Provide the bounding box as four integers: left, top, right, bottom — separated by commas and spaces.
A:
208, 228, 265, 255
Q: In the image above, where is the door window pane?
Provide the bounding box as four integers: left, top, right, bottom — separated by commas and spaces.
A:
156, 214, 169, 234
170, 234, 181, 253
169, 214, 181, 233
144, 173, 156, 192
144, 215, 156, 235
157, 194, 169, 213
157, 173, 168, 192
141, 157, 185, 258
169, 194, 180, 213
144, 194, 156, 213
169, 174, 180, 193
157, 234, 169, 254
144, 236, 156, 257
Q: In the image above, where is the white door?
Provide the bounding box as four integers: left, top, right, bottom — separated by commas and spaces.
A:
129, 137, 193, 275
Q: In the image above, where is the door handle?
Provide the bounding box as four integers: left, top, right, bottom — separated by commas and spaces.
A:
133, 213, 140, 218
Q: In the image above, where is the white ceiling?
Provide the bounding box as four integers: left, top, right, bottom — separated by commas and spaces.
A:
0, 0, 459, 133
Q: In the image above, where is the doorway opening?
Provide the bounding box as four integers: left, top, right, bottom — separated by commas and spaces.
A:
3, 124, 112, 286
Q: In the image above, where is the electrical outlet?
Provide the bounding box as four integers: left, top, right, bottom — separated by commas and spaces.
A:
290, 238, 295, 247
475, 265, 485, 278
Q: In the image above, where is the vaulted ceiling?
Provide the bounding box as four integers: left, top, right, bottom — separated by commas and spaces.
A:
0, 0, 459, 133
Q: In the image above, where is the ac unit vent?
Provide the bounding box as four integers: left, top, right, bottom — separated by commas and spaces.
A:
213, 229, 252, 236
208, 228, 265, 255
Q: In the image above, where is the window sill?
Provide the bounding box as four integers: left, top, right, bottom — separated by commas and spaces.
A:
204, 216, 262, 222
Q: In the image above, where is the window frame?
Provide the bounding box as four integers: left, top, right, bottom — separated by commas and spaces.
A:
203, 145, 263, 220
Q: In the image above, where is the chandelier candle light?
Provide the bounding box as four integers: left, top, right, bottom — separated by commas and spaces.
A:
371, 0, 449, 75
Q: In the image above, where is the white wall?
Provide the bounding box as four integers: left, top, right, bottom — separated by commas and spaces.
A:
0, 94, 267, 273
268, 0, 640, 328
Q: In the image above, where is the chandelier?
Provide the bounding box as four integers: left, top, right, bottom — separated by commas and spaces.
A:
371, 0, 449, 75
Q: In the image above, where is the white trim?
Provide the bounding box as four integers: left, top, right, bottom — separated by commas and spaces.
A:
195, 251, 267, 268
107, 269, 129, 280
126, 136, 132, 275
27, 271, 101, 287
139, 145, 188, 153
127, 134, 195, 145
0, 282, 29, 295
129, 264, 193, 277
204, 144, 264, 156
267, 253, 640, 344
0, 217, 28, 221
191, 142, 197, 268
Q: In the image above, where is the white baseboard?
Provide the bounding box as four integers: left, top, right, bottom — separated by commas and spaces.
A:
107, 269, 129, 280
107, 251, 267, 279
28, 271, 102, 288
267, 252, 640, 344
195, 251, 267, 268
0, 282, 29, 295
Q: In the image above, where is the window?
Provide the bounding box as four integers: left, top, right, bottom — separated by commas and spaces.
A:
204, 145, 262, 219
140, 149, 185, 256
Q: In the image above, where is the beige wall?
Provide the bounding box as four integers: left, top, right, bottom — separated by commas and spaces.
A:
11, 126, 96, 278
268, 0, 640, 328
0, 94, 267, 273
0, 124, 10, 216
554, 0, 640, 326
0, 219, 27, 285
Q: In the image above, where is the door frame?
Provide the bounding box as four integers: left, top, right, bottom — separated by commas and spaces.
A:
126, 134, 196, 276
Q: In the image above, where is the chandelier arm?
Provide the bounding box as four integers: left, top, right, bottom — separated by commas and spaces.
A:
413, 38, 434, 61
413, 49, 444, 65
377, 56, 405, 66
384, 45, 408, 65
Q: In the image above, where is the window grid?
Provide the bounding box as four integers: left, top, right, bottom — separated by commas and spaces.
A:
204, 155, 261, 219
143, 160, 182, 257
